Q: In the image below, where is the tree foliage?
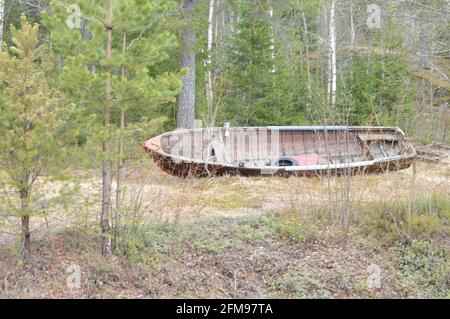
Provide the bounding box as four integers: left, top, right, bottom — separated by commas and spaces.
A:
0, 16, 75, 259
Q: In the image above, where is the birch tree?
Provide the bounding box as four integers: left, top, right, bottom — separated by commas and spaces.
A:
350, 0, 355, 46
327, 0, 337, 112
268, 0, 275, 69
0, 0, 4, 51
205, 0, 215, 114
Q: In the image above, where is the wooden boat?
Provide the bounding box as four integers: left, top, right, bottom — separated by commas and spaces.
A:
143, 126, 417, 177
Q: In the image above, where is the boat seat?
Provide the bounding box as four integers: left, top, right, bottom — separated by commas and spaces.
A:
357, 133, 399, 142
358, 134, 399, 160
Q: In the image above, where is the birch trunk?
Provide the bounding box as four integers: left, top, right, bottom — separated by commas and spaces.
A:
177, 0, 197, 129
328, 0, 337, 112
0, 0, 4, 52
302, 12, 312, 100
205, 0, 215, 122
350, 0, 355, 46
101, 0, 114, 256
268, 0, 275, 70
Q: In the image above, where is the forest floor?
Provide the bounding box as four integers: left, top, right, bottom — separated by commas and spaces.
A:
0, 160, 449, 298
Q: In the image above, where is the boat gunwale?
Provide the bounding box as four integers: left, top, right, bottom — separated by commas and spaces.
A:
152, 125, 405, 136
143, 126, 416, 173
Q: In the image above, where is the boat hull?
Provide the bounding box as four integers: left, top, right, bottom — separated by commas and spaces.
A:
149, 152, 415, 177
144, 126, 417, 177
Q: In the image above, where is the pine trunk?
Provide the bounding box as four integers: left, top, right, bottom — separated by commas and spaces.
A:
101, 0, 114, 256
177, 0, 196, 129
114, 30, 127, 251
19, 171, 32, 262
20, 188, 31, 262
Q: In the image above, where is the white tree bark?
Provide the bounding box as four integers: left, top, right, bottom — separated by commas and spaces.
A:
328, 0, 337, 110
205, 0, 215, 110
268, 0, 275, 70
350, 0, 355, 46
0, 0, 5, 52
214, 0, 219, 44
302, 12, 312, 100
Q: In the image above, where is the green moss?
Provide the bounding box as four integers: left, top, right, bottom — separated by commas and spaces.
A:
277, 213, 318, 243
193, 238, 231, 254
272, 269, 334, 299
395, 240, 449, 298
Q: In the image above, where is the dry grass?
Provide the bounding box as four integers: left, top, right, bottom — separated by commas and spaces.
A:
0, 160, 448, 298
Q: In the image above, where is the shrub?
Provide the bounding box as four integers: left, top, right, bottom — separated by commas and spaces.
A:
356, 193, 449, 244
272, 212, 319, 243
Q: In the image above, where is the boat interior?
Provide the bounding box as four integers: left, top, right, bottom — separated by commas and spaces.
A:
159, 127, 414, 168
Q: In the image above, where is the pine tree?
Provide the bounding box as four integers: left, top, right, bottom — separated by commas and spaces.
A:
112, 0, 182, 249
177, 0, 197, 129
42, 0, 182, 255
223, 0, 276, 125
220, 0, 310, 126
0, 16, 74, 261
